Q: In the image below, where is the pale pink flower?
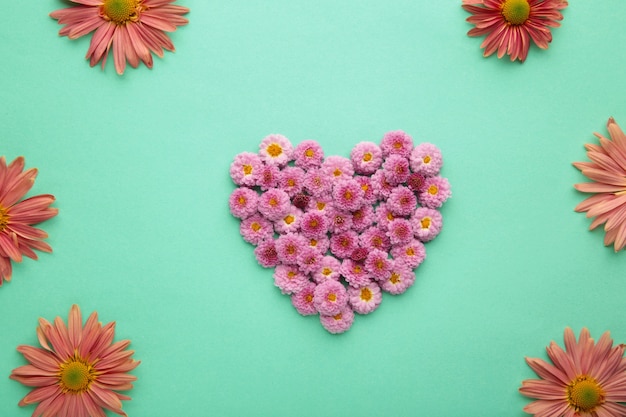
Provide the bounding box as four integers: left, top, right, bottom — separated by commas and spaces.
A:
273, 264, 309, 295
297, 246, 323, 275
380, 130, 413, 158
519, 327, 626, 417
329, 230, 359, 260
303, 169, 332, 197
320, 306, 354, 334
275, 233, 306, 265
307, 194, 333, 215
350, 142, 383, 175
228, 187, 258, 219
332, 179, 364, 212
306, 236, 329, 254
291, 282, 318, 316
350, 205, 375, 233
257, 188, 290, 221
348, 282, 382, 314
380, 262, 415, 294
259, 134, 293, 166
418, 176, 451, 209
10, 305, 139, 417
354, 175, 377, 205
312, 256, 341, 283
313, 280, 348, 316
462, 0, 568, 62
274, 207, 302, 235
573, 118, 626, 252
387, 186, 417, 216
387, 218, 414, 246
374, 202, 397, 230
278, 166, 305, 197
293, 140, 324, 169
239, 214, 273, 245
0, 157, 58, 286
364, 249, 392, 281
340, 259, 371, 288
390, 239, 426, 269
412, 207, 443, 242
230, 152, 263, 187
382, 155, 411, 185
50, 0, 189, 75
410, 143, 443, 177
321, 156, 354, 183
254, 239, 279, 268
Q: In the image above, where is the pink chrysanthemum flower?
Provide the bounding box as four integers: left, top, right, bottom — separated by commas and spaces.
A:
230, 152, 262, 187
300, 211, 329, 239
307, 194, 333, 215
313, 279, 348, 316
387, 218, 414, 246
350, 142, 383, 175
306, 235, 330, 254
10, 305, 139, 417
364, 249, 393, 281
360, 226, 391, 252
354, 176, 377, 205
387, 186, 417, 216
259, 134, 293, 166
293, 140, 324, 169
329, 230, 359, 260
348, 282, 383, 314
278, 166, 305, 197
390, 239, 426, 269
350, 247, 368, 262
274, 207, 302, 235
254, 239, 279, 268
382, 155, 411, 186
0, 157, 57, 285
340, 259, 371, 288
350, 205, 375, 233
239, 214, 273, 245
51, 0, 188, 75
228, 187, 258, 219
370, 169, 395, 199
326, 209, 353, 234
407, 172, 427, 193
519, 327, 626, 417
312, 256, 342, 283
303, 169, 332, 197
291, 282, 318, 316
256, 163, 280, 191
462, 0, 568, 63
321, 156, 354, 183
297, 246, 323, 275
380, 130, 414, 158
257, 188, 290, 221
412, 207, 443, 242
418, 176, 451, 209
380, 262, 415, 294
332, 179, 365, 212
410, 143, 443, 177
573, 118, 626, 252
374, 202, 397, 230
273, 264, 309, 295
320, 306, 354, 334
275, 233, 306, 265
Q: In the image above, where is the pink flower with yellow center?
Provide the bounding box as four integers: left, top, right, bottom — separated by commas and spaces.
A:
273, 264, 309, 295
50, 0, 189, 75
410, 143, 443, 178
332, 179, 365, 212
275, 233, 306, 265
321, 156, 354, 183
228, 187, 259, 219
257, 188, 290, 221
274, 207, 302, 235
300, 211, 329, 239
256, 163, 280, 191
348, 282, 382, 314
297, 246, 323, 275
312, 256, 341, 283
364, 249, 392, 281
329, 230, 359, 260
259, 134, 293, 166
293, 140, 324, 169
10, 305, 139, 417
418, 176, 451, 209
382, 155, 411, 186
291, 282, 318, 316
350, 204, 375, 233
412, 207, 443, 242
380, 130, 413, 158
253, 239, 279, 268
313, 279, 348, 316
380, 263, 415, 295
326, 209, 353, 234
306, 236, 329, 254
278, 167, 305, 197
303, 169, 332, 197
340, 259, 371, 288
387, 218, 414, 246
230, 152, 262, 187
387, 186, 417, 216
360, 226, 391, 252
390, 239, 426, 269
350, 142, 383, 175
239, 214, 273, 245
320, 306, 354, 334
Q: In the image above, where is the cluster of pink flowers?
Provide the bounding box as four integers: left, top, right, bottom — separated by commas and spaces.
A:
229, 131, 450, 334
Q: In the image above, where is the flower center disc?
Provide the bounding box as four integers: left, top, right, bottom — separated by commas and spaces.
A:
501, 0, 530, 25
567, 377, 604, 412
0, 206, 8, 231
101, 0, 140, 24
59, 360, 95, 393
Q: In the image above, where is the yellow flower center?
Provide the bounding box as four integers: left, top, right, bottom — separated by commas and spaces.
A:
317, 202, 326, 210
405, 247, 415, 256
393, 141, 402, 149
420, 217, 431, 229
423, 155, 431, 164
305, 149, 315, 158
284, 215, 295, 225
428, 185, 438, 195
309, 219, 318, 228
310, 239, 318, 246
501, 0, 530, 25
287, 271, 296, 279
268, 197, 278, 207
322, 267, 332, 276
567, 376, 605, 413
387, 212, 394, 221
354, 265, 362, 273
305, 294, 313, 303
333, 168, 342, 177
59, 358, 96, 394
360, 287, 372, 301
327, 293, 337, 302
363, 153, 372, 162
344, 190, 352, 200
333, 313, 343, 320
286, 245, 296, 254
361, 184, 369, 192
101, 0, 142, 24
390, 272, 400, 284
251, 222, 262, 232
243, 164, 253, 175
238, 196, 246, 205
266, 143, 283, 158
287, 179, 295, 187
0, 206, 8, 232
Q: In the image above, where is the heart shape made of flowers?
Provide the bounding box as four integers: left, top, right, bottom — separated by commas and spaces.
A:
229, 131, 450, 334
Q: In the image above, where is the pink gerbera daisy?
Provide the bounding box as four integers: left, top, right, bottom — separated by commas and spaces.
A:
0, 157, 58, 286
239, 214, 273, 245
320, 306, 354, 334
274, 207, 302, 235
313, 279, 348, 316
259, 134, 293, 166
293, 140, 324, 169
418, 176, 451, 209
573, 118, 626, 252
350, 142, 383, 175
410, 143, 443, 177
50, 0, 189, 75
519, 327, 626, 417
291, 282, 318, 316
348, 282, 383, 314
380, 130, 414, 158
10, 305, 140, 417
462, 0, 568, 62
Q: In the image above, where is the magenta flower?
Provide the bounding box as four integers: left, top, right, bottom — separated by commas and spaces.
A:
380, 130, 414, 158
312, 256, 342, 283
240, 214, 273, 245
354, 175, 377, 205
350, 247, 368, 262
332, 179, 365, 212
300, 211, 329, 239
230, 152, 262, 187
306, 235, 329, 254
412, 207, 443, 242
275, 233, 306, 265
348, 282, 382, 314
418, 176, 451, 209
390, 239, 426, 269
364, 249, 393, 281
256, 163, 280, 191
258, 188, 291, 221
259, 134, 293, 166
410, 143, 443, 177
360, 226, 391, 252
329, 230, 359, 259
278, 166, 305, 197
293, 140, 324, 169
274, 206, 302, 235
291, 282, 318, 316
327, 209, 353, 234
340, 259, 371, 288
297, 246, 323, 275
383, 154, 411, 185
370, 169, 395, 199
273, 264, 309, 295
320, 306, 354, 334
291, 192, 310, 211
322, 156, 354, 183
350, 142, 383, 175
313, 279, 348, 316
303, 169, 332, 197
228, 187, 258, 219
350, 205, 375, 233
407, 172, 427, 193
254, 239, 279, 268
387, 186, 417, 216
380, 262, 416, 294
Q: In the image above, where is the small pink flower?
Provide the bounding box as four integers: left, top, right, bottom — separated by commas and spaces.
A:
229, 187, 259, 219
254, 239, 279, 268
240, 214, 273, 245
256, 163, 280, 190
275, 233, 306, 265
327, 209, 353, 234
274, 206, 302, 235
380, 262, 416, 295
380, 130, 413, 158
312, 256, 342, 283
390, 239, 426, 269
383, 154, 411, 185
350, 205, 375, 233
320, 306, 354, 334
387, 218, 414, 246
360, 226, 391, 252
371, 169, 395, 199
410, 143, 443, 177
291, 282, 318, 316
350, 247, 368, 262
259, 134, 293, 166
313, 279, 348, 316
364, 249, 393, 281
303, 169, 332, 197
374, 202, 397, 230
278, 166, 305, 197
322, 155, 354, 183
329, 230, 359, 259
297, 246, 323, 275
332, 179, 365, 212
387, 186, 417, 216
230, 152, 263, 186
258, 188, 291, 221
350, 142, 383, 175
300, 211, 329, 239
418, 176, 451, 209
407, 172, 426, 193
293, 140, 324, 169
354, 175, 377, 205
274, 264, 309, 295
412, 207, 443, 242
306, 235, 330, 254
307, 194, 333, 215
348, 282, 382, 314
341, 259, 371, 288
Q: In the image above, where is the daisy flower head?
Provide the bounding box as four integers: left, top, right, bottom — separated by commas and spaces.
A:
327, 209, 353, 234
381, 262, 416, 295
312, 256, 341, 283
354, 175, 377, 205
307, 194, 333, 215
320, 306, 354, 334
360, 226, 391, 252
387, 218, 414, 246
350, 204, 375, 233
322, 156, 354, 184
275, 233, 306, 265
278, 166, 305, 197
0, 157, 57, 286
307, 235, 330, 254
418, 176, 451, 209
10, 305, 139, 417
239, 214, 273, 245
300, 211, 329, 239
410, 143, 443, 177
291, 282, 318, 316
383, 154, 411, 186
291, 192, 310, 211
462, 0, 568, 63
313, 279, 348, 316
364, 249, 393, 281
412, 207, 443, 242
332, 179, 365, 212
340, 259, 371, 288
371, 169, 395, 199
257, 188, 290, 221
374, 202, 397, 230
273, 264, 309, 295
387, 186, 418, 216
49, 0, 189, 75
228, 187, 258, 219
348, 282, 383, 314
303, 169, 332, 197
574, 118, 626, 252
390, 239, 426, 269
380, 130, 414, 158
297, 246, 323, 275
254, 239, 279, 268
350, 142, 383, 175
230, 152, 262, 187
520, 327, 626, 417
329, 230, 359, 260
274, 206, 302, 235
259, 134, 293, 166
293, 140, 324, 169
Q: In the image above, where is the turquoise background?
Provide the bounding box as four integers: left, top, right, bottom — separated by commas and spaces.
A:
1, 1, 626, 416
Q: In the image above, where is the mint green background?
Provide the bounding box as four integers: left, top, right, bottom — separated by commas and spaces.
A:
1, 1, 626, 416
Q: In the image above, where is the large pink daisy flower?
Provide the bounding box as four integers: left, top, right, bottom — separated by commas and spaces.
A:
0, 156, 58, 286
50, 0, 189, 75
574, 118, 626, 252
10, 305, 140, 417
462, 0, 568, 62
519, 327, 626, 417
